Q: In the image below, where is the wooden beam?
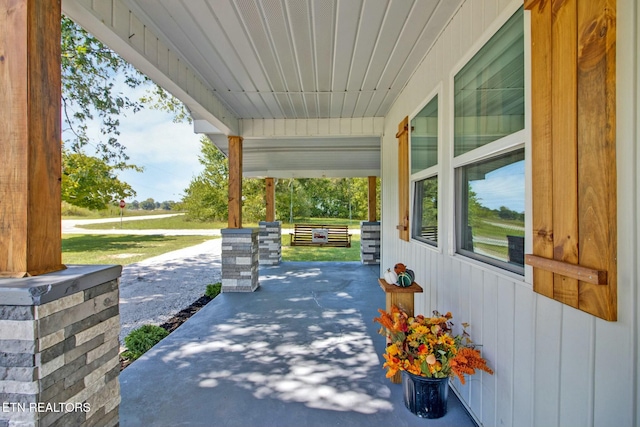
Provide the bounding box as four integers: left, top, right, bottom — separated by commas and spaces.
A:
528, 0, 554, 299
396, 117, 409, 241
367, 176, 377, 222
227, 136, 243, 228
525, 254, 607, 285
576, 0, 617, 320
0, 0, 65, 277
551, 0, 579, 307
265, 177, 275, 222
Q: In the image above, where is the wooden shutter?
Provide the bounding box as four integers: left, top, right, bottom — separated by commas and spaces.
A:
396, 117, 410, 241
525, 0, 616, 321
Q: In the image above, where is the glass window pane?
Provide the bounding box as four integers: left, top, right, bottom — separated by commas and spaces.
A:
411, 95, 438, 174
412, 176, 438, 245
457, 149, 525, 273
454, 8, 524, 156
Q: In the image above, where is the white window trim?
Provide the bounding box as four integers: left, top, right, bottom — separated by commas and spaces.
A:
409, 84, 443, 250
445, 2, 530, 280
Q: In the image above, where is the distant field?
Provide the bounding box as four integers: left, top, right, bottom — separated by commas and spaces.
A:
62, 234, 214, 265
77, 216, 364, 230
78, 215, 223, 230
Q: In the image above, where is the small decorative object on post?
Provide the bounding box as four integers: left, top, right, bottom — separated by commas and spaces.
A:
374, 306, 493, 418
385, 263, 415, 287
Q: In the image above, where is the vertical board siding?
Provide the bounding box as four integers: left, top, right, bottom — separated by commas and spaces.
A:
533, 297, 562, 427
481, 272, 498, 425
496, 277, 515, 427
559, 309, 594, 427
381, 0, 638, 425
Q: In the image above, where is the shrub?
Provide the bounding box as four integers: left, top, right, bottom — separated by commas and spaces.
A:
205, 282, 222, 299
122, 324, 169, 361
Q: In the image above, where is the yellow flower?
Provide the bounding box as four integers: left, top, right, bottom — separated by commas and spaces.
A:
386, 343, 399, 356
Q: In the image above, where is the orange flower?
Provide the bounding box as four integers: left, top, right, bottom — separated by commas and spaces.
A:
450, 347, 494, 384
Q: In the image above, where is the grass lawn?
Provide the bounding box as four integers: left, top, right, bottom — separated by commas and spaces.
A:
282, 234, 360, 262
62, 234, 215, 265
78, 216, 364, 231
78, 215, 224, 230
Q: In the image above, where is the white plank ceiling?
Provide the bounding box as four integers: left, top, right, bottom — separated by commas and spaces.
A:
123, 0, 463, 120
109, 0, 463, 177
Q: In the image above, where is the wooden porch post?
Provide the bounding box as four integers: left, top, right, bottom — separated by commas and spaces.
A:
368, 176, 377, 222
227, 136, 243, 228
265, 177, 275, 222
0, 0, 65, 277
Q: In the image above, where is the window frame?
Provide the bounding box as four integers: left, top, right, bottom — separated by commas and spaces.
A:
409, 86, 442, 249
448, 6, 529, 276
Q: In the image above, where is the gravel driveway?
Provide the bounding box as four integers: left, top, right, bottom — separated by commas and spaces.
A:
118, 238, 222, 344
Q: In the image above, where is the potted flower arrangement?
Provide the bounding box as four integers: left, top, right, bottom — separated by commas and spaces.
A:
374, 305, 493, 418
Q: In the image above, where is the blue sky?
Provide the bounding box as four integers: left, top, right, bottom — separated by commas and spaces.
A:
470, 160, 525, 213
75, 82, 204, 204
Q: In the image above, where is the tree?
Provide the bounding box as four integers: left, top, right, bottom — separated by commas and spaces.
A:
140, 198, 156, 210
161, 201, 176, 210
61, 151, 136, 210
60, 16, 190, 209
61, 16, 146, 165
180, 138, 230, 222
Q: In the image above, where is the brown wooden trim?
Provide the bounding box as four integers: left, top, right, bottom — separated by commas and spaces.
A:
529, 0, 554, 299
1, 0, 64, 276
367, 176, 377, 222
397, 117, 409, 241
525, 255, 607, 285
551, 0, 579, 307
377, 278, 423, 294
529, 0, 617, 320
227, 136, 243, 228
265, 177, 275, 222
576, 0, 617, 321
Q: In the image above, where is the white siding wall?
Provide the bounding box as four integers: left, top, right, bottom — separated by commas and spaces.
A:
380, 0, 639, 426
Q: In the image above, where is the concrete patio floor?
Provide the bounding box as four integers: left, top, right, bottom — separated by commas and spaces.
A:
119, 262, 477, 427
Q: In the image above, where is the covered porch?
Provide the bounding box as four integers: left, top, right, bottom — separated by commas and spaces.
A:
119, 261, 476, 427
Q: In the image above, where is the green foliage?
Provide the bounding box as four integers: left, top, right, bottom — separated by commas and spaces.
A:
61, 150, 138, 210
140, 198, 157, 210
179, 138, 231, 222
60, 16, 190, 208
180, 137, 381, 223
122, 325, 169, 361
205, 283, 222, 299
61, 16, 145, 165
62, 234, 212, 265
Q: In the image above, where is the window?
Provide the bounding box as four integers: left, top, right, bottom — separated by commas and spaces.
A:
456, 149, 525, 274
412, 176, 438, 245
454, 8, 525, 273
454, 9, 525, 157
411, 96, 438, 174
410, 95, 438, 246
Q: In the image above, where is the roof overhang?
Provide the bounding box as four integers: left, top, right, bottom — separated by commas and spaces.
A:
62, 0, 465, 178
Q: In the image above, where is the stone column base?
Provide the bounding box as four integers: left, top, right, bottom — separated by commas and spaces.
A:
221, 228, 260, 292
360, 221, 381, 265
259, 221, 282, 265
0, 265, 122, 427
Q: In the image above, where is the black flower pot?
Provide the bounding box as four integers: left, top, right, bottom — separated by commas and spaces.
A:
401, 371, 449, 419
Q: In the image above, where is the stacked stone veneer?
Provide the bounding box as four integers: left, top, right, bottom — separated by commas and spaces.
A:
360, 221, 381, 265
0, 265, 122, 427
221, 228, 260, 292
258, 221, 282, 265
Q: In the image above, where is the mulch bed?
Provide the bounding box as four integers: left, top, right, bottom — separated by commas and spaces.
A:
119, 294, 213, 371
